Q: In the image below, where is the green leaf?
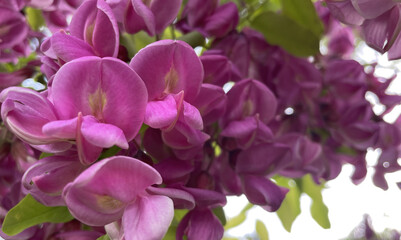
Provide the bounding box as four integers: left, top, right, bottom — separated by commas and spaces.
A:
39, 152, 53, 159
310, 199, 330, 229
177, 31, 205, 48
251, 11, 320, 57
120, 32, 154, 58
25, 7, 45, 31
275, 177, 301, 232
224, 212, 246, 230
213, 207, 227, 226
301, 175, 331, 229
2, 194, 74, 236
162, 226, 177, 240
171, 209, 188, 227
255, 220, 269, 240
224, 203, 253, 230
99, 146, 121, 160
97, 234, 111, 240
281, 0, 324, 37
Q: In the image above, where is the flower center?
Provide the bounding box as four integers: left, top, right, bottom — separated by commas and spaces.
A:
164, 65, 179, 95
97, 195, 124, 210
88, 87, 107, 121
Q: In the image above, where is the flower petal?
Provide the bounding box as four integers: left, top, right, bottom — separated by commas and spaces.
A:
241, 174, 288, 212
122, 195, 173, 240
51, 57, 148, 141
145, 94, 178, 129
0, 87, 58, 145
130, 40, 203, 102
81, 119, 128, 149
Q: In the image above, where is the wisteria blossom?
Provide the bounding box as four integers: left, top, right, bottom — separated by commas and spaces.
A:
0, 0, 401, 239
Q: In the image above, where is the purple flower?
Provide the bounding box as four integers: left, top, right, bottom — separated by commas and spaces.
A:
220, 79, 276, 149
177, 208, 224, 240
0, 7, 29, 62
124, 0, 182, 36
178, 0, 238, 38
326, 0, 401, 59
22, 155, 84, 206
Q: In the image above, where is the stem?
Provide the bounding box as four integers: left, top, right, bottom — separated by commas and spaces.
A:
170, 25, 176, 39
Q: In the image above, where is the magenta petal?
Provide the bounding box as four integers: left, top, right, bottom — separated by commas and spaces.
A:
145, 94, 178, 129
362, 10, 394, 53
42, 117, 79, 139
92, 0, 120, 57
182, 100, 203, 130
241, 174, 288, 212
184, 208, 224, 240
180, 187, 227, 208
69, 0, 97, 40
0, 8, 28, 49
236, 143, 292, 175
221, 116, 258, 140
76, 113, 103, 165
204, 2, 239, 38
130, 40, 203, 102
55, 231, 103, 240
32, 142, 73, 153
201, 53, 242, 86
124, 0, 152, 34
0, 87, 58, 145
147, 186, 195, 209
123, 195, 173, 240
67, 156, 162, 202
130, 0, 156, 35
51, 57, 148, 142
22, 156, 83, 202
351, 0, 396, 19
69, 0, 119, 57
81, 119, 128, 149
50, 32, 96, 62
184, 0, 218, 27
162, 121, 210, 149
64, 156, 163, 226
192, 83, 227, 125
225, 79, 277, 124
143, 128, 173, 160
326, 0, 364, 25
0, 66, 35, 91
150, 0, 182, 34
153, 157, 193, 185
63, 182, 126, 226
40, 56, 60, 79
387, 21, 401, 60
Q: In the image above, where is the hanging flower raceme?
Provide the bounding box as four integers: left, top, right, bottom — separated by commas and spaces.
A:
1, 56, 148, 164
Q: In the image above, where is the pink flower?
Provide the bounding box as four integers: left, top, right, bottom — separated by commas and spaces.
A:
63, 156, 194, 240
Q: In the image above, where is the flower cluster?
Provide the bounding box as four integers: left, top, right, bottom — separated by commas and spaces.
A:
0, 0, 400, 239
326, 0, 401, 60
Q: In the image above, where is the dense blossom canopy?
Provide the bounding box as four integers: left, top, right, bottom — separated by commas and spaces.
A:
0, 0, 400, 239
